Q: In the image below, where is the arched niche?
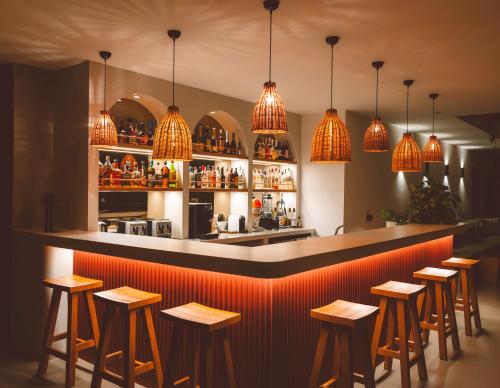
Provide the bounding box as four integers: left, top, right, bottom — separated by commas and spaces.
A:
109, 93, 166, 122
192, 111, 248, 156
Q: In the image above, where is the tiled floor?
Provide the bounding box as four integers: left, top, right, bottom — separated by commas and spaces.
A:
1, 286, 499, 387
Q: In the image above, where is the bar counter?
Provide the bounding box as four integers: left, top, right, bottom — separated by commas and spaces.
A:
15, 224, 464, 388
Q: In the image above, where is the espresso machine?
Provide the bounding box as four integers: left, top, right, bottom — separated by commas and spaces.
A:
258, 194, 279, 230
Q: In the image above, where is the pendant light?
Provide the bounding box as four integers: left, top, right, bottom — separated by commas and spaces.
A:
251, 0, 288, 134
90, 51, 118, 145
392, 80, 421, 172
363, 61, 389, 152
422, 93, 443, 162
152, 29, 192, 161
310, 36, 351, 163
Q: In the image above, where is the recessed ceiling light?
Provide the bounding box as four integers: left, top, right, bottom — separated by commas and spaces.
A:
117, 99, 122, 102
210, 111, 216, 114
133, 94, 140, 99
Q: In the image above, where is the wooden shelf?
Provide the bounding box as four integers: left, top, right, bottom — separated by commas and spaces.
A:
189, 188, 247, 193
97, 143, 152, 153
99, 186, 182, 192
253, 189, 297, 193
192, 151, 248, 161
252, 158, 297, 166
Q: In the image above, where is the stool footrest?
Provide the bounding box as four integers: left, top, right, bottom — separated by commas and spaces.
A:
47, 347, 66, 360
173, 376, 191, 386
319, 376, 337, 387
135, 361, 154, 376
51, 332, 67, 342
105, 350, 124, 361
76, 339, 96, 353
98, 370, 125, 386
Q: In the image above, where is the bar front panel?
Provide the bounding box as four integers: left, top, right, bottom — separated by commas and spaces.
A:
73, 235, 452, 388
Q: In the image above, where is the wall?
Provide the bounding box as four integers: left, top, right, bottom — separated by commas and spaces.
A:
300, 112, 345, 236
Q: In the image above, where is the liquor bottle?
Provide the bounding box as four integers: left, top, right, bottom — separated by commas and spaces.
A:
132, 162, 141, 186
211, 166, 217, 188
210, 128, 217, 153
139, 123, 148, 145
103, 156, 113, 186
98, 160, 103, 187
264, 138, 270, 160
147, 120, 155, 146
161, 161, 170, 188
127, 119, 137, 144
189, 167, 194, 188
215, 167, 221, 189
217, 129, 225, 153
140, 161, 147, 186
194, 167, 201, 188
228, 168, 234, 189
230, 132, 237, 155
233, 168, 239, 189
147, 160, 156, 187
204, 127, 211, 152
122, 160, 132, 186
238, 167, 244, 189
117, 120, 126, 143
220, 167, 225, 189
284, 141, 289, 160
169, 161, 177, 188
111, 159, 122, 186
237, 140, 242, 156
224, 130, 231, 154
201, 165, 208, 188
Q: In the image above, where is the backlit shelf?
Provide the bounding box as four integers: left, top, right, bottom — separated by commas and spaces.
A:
192, 151, 247, 162
189, 188, 248, 193
99, 186, 182, 192
252, 158, 297, 166
253, 189, 296, 193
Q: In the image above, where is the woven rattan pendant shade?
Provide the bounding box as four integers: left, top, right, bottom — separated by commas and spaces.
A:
363, 118, 389, 152
422, 135, 443, 162
152, 105, 192, 161
252, 81, 288, 134
90, 51, 117, 146
90, 110, 118, 145
392, 133, 421, 172
311, 109, 351, 163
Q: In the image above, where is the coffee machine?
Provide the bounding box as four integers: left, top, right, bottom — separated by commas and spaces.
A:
258, 194, 279, 230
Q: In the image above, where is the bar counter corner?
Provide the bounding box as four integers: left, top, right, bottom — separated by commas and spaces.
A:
14, 223, 464, 388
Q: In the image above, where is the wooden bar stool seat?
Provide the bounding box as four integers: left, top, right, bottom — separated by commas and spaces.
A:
442, 257, 482, 336
162, 302, 241, 388
370, 281, 428, 388
308, 300, 379, 388
37, 275, 102, 387
413, 267, 460, 360
90, 286, 163, 388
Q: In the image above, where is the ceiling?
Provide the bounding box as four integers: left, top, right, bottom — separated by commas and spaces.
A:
1, 0, 499, 149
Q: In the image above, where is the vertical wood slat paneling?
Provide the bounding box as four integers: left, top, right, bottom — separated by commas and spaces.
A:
74, 235, 452, 388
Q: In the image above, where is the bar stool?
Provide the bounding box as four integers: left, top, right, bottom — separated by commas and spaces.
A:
90, 286, 163, 388
308, 299, 379, 388
413, 267, 461, 360
370, 281, 427, 388
442, 257, 482, 336
37, 275, 102, 387
161, 302, 241, 388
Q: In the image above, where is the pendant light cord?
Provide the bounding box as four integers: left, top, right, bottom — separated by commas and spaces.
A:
268, 10, 273, 82
375, 67, 379, 117
330, 43, 334, 109
103, 57, 107, 111
432, 97, 435, 136
172, 37, 176, 106
406, 84, 409, 134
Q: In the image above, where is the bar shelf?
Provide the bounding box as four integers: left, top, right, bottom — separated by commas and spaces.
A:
189, 188, 247, 193
253, 158, 297, 166
99, 186, 182, 192
252, 189, 297, 193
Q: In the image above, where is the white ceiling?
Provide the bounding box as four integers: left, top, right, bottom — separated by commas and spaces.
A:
1, 0, 499, 148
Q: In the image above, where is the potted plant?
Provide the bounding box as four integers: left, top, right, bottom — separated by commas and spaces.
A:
407, 179, 460, 224
381, 209, 408, 227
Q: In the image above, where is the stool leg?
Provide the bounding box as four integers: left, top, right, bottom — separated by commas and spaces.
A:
221, 328, 237, 388
37, 289, 62, 376
66, 293, 79, 387
460, 269, 473, 336
383, 302, 395, 371
408, 300, 427, 382
144, 306, 164, 388
396, 300, 410, 388
337, 327, 353, 388
85, 291, 100, 346
421, 283, 434, 344
123, 309, 137, 388
308, 323, 330, 388
444, 282, 461, 355
193, 329, 201, 388
468, 270, 483, 332
359, 319, 376, 388
435, 282, 447, 361
91, 305, 114, 388
165, 322, 184, 387
200, 331, 215, 388
370, 297, 388, 368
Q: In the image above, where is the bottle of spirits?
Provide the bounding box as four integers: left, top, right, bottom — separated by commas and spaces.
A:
140, 161, 147, 186
224, 130, 231, 154
102, 156, 113, 186
215, 167, 221, 189
265, 138, 271, 160
237, 140, 242, 156
210, 128, 217, 153
230, 132, 237, 155
284, 141, 290, 160
204, 127, 211, 152
194, 167, 201, 188
189, 167, 194, 188
161, 161, 170, 188
98, 160, 103, 187
169, 161, 177, 188
238, 168, 244, 189
201, 165, 208, 189
117, 120, 126, 143
122, 160, 132, 186
147, 120, 155, 146
147, 160, 156, 187
111, 159, 122, 186
132, 162, 141, 186
220, 167, 226, 189
127, 119, 137, 144
217, 129, 225, 153
228, 168, 234, 189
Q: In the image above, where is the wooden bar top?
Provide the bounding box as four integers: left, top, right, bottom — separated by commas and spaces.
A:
16, 224, 465, 278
